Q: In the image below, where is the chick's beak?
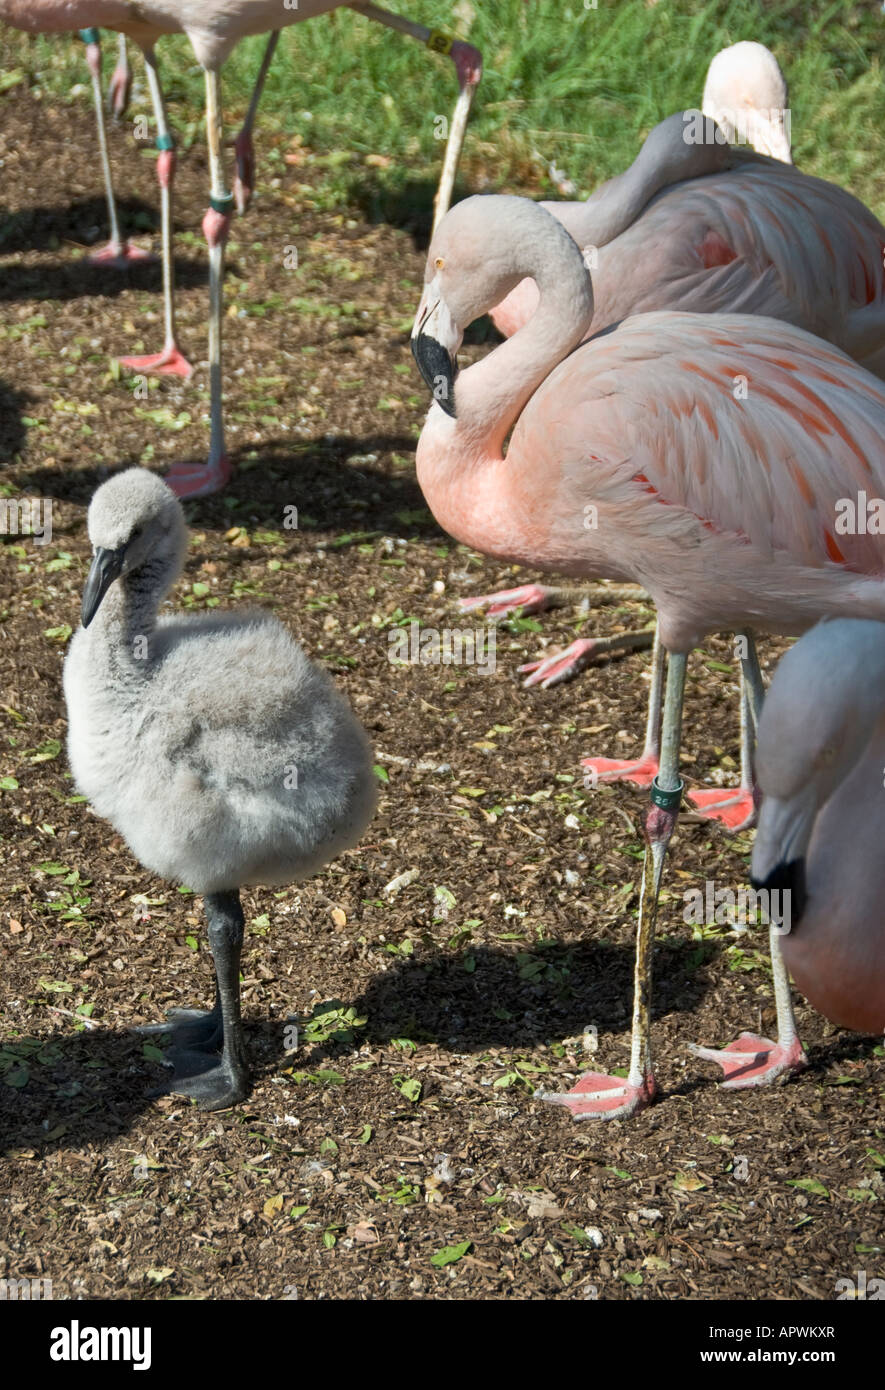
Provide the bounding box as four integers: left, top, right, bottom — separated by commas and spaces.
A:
411, 283, 459, 419
81, 545, 126, 628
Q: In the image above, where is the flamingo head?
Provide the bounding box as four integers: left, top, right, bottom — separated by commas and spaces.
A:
411, 195, 593, 418
702, 41, 792, 163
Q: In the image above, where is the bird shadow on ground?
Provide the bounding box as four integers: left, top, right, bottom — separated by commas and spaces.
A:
0, 378, 33, 464
345, 939, 710, 1055
0, 253, 206, 306
0, 1024, 164, 1155
11, 432, 447, 541
3, 941, 879, 1154
0, 194, 158, 256
343, 173, 476, 251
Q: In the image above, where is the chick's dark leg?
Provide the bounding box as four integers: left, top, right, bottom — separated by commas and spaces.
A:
160, 891, 250, 1109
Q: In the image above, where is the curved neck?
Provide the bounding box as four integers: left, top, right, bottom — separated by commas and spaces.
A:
569, 120, 729, 250
88, 557, 171, 663
573, 160, 669, 248
452, 237, 593, 456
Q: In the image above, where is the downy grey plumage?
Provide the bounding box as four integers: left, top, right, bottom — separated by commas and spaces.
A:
64, 467, 377, 1108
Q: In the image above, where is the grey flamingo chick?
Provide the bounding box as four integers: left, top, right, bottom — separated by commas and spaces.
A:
63, 468, 377, 1110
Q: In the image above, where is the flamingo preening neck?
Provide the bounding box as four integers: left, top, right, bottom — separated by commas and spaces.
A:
565, 110, 732, 251
413, 196, 593, 460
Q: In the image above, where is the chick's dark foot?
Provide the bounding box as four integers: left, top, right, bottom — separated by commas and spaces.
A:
135, 1006, 222, 1052
151, 1047, 250, 1111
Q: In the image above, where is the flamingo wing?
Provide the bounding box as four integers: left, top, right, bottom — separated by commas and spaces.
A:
525, 311, 885, 574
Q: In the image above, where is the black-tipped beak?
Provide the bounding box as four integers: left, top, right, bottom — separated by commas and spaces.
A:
81, 545, 126, 628
751, 858, 808, 930
411, 331, 457, 419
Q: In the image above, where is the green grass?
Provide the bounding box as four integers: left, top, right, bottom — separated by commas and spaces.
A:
1, 0, 884, 214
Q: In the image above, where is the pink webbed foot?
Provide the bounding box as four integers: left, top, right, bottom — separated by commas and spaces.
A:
165, 456, 232, 500
581, 752, 659, 790
88, 241, 155, 270
232, 131, 256, 215
459, 584, 557, 618
687, 787, 756, 831
541, 1071, 656, 1121
519, 638, 604, 689
688, 1032, 807, 1088
119, 345, 194, 380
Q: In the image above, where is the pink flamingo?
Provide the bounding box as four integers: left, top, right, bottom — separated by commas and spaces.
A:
691, 618, 885, 1090
0, 1, 482, 497
410, 194, 885, 1118
468, 47, 838, 705
464, 114, 885, 828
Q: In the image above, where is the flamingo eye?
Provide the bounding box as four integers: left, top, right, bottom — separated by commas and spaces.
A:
435, 257, 445, 271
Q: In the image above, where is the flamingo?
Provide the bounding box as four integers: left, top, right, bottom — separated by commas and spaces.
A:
410, 194, 885, 1118
462, 113, 885, 828
0, 1, 482, 497
690, 618, 885, 1090
464, 45, 793, 721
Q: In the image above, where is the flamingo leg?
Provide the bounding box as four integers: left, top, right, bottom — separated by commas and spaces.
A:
688, 631, 762, 830
542, 650, 687, 1119
349, 2, 483, 229
460, 581, 646, 618
689, 640, 807, 1087
231, 31, 281, 215
150, 892, 249, 1110
165, 67, 233, 500
109, 32, 132, 120
119, 49, 193, 381
80, 29, 152, 270
581, 624, 664, 788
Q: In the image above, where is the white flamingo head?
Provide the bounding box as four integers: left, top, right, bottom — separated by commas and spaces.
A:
702, 41, 792, 163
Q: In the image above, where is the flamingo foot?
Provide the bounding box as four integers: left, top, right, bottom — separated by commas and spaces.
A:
88, 240, 155, 269
519, 637, 606, 689
119, 345, 194, 380
541, 1071, 656, 1120
165, 456, 232, 500
581, 752, 659, 789
687, 786, 756, 830
688, 1032, 807, 1088
459, 583, 558, 618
